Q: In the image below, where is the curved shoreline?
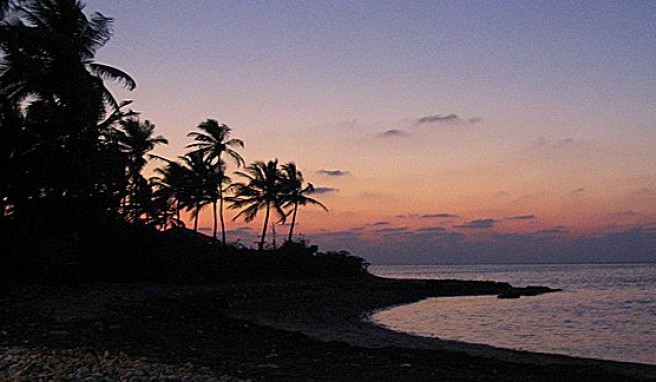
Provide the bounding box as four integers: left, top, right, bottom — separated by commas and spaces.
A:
2, 277, 656, 381
365, 294, 656, 367
367, 292, 656, 368
222, 276, 656, 378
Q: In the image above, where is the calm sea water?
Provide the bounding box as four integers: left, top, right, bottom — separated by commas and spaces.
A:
369, 263, 656, 365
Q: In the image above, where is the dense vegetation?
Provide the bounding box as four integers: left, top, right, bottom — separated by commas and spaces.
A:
0, 0, 368, 285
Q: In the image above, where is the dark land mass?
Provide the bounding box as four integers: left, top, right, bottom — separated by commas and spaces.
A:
2, 276, 655, 381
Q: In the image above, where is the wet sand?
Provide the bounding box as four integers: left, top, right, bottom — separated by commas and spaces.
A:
2, 276, 655, 381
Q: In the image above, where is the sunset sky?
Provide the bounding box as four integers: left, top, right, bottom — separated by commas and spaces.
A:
87, 1, 655, 264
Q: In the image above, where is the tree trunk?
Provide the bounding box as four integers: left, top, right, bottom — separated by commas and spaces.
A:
219, 189, 226, 245
193, 202, 200, 232
287, 202, 298, 242
212, 200, 218, 240
259, 201, 271, 250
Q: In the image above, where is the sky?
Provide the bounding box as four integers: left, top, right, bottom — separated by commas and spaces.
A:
87, 0, 655, 264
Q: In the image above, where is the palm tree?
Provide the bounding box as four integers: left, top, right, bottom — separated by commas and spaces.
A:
0, 0, 136, 118
187, 119, 244, 166
151, 160, 188, 225
187, 119, 244, 244
280, 162, 328, 242
229, 160, 286, 250
117, 118, 168, 221
0, 0, 136, 221
177, 152, 218, 232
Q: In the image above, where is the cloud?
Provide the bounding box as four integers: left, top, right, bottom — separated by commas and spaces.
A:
308, 187, 339, 194
506, 215, 536, 221
378, 129, 409, 138
414, 226, 447, 233
395, 214, 419, 219
455, 218, 497, 229
535, 226, 568, 235
569, 188, 585, 196
367, 221, 390, 226
609, 210, 641, 218
317, 169, 350, 177
530, 137, 576, 150
375, 227, 408, 233
226, 226, 254, 234
421, 213, 460, 219
415, 114, 481, 126
355, 191, 397, 201
309, 229, 363, 241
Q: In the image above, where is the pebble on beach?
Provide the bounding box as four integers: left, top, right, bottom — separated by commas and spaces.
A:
0, 346, 242, 381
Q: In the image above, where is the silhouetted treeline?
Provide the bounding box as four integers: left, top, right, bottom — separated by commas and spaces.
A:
0, 0, 364, 285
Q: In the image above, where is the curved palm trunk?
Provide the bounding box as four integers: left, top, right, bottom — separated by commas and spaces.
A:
219, 190, 226, 245
287, 202, 299, 242
193, 202, 200, 232
272, 222, 277, 250
259, 201, 271, 250
212, 200, 218, 240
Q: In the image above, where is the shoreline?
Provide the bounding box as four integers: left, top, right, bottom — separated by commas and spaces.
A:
2, 277, 655, 381
365, 292, 656, 368
221, 276, 656, 375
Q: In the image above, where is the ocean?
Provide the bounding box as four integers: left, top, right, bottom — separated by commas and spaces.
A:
368, 263, 656, 365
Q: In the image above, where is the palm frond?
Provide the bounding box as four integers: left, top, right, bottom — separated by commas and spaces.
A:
88, 63, 136, 90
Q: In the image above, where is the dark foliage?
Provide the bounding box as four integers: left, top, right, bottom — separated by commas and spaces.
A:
5, 215, 368, 283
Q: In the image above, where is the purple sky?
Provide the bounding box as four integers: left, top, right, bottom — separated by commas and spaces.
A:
87, 1, 655, 264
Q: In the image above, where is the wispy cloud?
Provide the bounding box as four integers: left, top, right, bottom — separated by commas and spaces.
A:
531, 137, 575, 149
317, 169, 350, 177
395, 214, 420, 219
506, 215, 536, 221
367, 221, 390, 226
308, 187, 339, 194
421, 213, 459, 219
226, 226, 254, 235
378, 129, 409, 138
609, 210, 641, 218
535, 226, 568, 235
415, 226, 447, 233
455, 218, 497, 229
569, 188, 585, 196
416, 114, 481, 126
376, 227, 408, 233
310, 230, 362, 240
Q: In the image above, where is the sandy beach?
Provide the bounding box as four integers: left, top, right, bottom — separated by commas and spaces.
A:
2, 276, 655, 381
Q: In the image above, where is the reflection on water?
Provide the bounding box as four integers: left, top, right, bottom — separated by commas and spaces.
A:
369, 264, 656, 365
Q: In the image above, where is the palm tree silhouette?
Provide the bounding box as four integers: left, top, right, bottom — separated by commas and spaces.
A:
0, 0, 136, 221
151, 160, 188, 226
117, 118, 167, 221
280, 162, 328, 242
177, 152, 219, 232
187, 119, 244, 244
187, 119, 245, 166
0, 0, 136, 117
229, 160, 286, 250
